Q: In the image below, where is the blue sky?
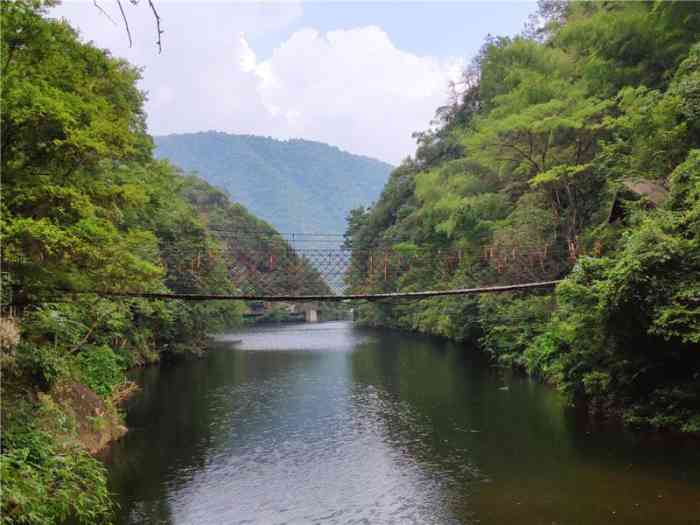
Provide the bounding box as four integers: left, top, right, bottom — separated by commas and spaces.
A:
54, 1, 537, 163
253, 2, 535, 58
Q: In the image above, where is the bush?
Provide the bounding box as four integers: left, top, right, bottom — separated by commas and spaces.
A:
14, 342, 68, 389
1, 400, 113, 524
479, 294, 556, 367
75, 345, 126, 398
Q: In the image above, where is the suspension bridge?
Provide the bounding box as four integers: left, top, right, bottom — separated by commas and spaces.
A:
36, 230, 561, 304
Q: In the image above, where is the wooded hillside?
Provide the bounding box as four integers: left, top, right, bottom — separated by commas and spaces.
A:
345, 1, 700, 433
155, 132, 393, 239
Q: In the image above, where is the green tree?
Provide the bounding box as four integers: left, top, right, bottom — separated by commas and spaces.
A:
345, 0, 700, 432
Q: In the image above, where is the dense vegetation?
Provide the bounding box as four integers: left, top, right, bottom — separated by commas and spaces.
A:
180, 174, 332, 299
1, 1, 698, 522
0, 2, 325, 523
346, 1, 700, 433
155, 132, 393, 240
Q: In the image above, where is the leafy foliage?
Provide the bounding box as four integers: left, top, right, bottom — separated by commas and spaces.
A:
345, 0, 700, 432
0, 3, 318, 522
1, 397, 112, 525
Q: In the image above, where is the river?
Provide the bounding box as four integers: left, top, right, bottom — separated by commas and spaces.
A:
104, 321, 700, 524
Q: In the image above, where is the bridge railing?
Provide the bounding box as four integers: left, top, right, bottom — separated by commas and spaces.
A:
2, 230, 563, 304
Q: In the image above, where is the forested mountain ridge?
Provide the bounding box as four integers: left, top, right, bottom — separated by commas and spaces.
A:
346, 1, 700, 433
154, 132, 393, 237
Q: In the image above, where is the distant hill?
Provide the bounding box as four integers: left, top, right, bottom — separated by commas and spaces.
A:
154, 132, 393, 238
180, 175, 331, 297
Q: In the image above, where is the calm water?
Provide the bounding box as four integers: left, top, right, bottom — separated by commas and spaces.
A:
104, 321, 700, 524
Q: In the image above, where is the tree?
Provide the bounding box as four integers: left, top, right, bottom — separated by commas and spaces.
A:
345, 0, 700, 432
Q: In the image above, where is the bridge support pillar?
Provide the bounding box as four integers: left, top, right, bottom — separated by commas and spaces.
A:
305, 309, 319, 323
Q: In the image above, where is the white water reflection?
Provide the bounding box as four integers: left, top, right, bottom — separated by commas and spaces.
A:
169, 323, 458, 524
107, 321, 700, 525
213, 320, 371, 352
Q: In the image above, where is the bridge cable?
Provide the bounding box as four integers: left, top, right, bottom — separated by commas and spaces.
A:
48, 280, 562, 303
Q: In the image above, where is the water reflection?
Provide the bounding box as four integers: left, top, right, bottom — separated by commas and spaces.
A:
104, 321, 700, 524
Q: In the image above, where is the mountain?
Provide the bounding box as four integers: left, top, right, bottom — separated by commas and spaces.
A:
154, 132, 393, 238
180, 175, 331, 297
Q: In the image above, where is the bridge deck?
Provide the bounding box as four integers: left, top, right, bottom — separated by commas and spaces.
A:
54, 280, 561, 302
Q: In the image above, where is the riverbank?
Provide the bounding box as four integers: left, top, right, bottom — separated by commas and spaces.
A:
351, 310, 700, 436
0, 311, 237, 524
1, 4, 329, 522
343, 1, 700, 435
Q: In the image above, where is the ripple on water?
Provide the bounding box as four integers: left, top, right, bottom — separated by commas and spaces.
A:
159, 374, 478, 524
110, 322, 700, 525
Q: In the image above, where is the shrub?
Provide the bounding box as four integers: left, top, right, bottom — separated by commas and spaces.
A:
1, 400, 113, 524
75, 345, 126, 398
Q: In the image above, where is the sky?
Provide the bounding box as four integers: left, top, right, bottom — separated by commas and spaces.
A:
51, 1, 537, 164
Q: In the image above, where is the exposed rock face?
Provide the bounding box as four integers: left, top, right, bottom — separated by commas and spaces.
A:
51, 381, 127, 454
622, 180, 669, 206
608, 179, 670, 223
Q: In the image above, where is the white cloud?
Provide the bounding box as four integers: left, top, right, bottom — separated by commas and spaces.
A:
250, 26, 462, 161
51, 2, 462, 163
